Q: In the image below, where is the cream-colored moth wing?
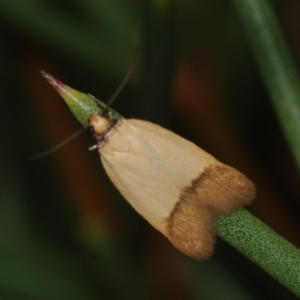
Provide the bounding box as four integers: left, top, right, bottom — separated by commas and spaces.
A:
90, 116, 255, 260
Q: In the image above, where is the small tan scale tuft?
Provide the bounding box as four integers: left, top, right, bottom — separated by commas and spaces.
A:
88, 115, 111, 135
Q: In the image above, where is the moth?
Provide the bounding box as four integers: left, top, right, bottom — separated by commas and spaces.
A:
88, 112, 255, 260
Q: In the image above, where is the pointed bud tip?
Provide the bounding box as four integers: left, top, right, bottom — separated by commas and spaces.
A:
40, 70, 63, 91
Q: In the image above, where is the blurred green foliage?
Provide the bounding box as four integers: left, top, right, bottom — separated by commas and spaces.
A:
0, 0, 299, 299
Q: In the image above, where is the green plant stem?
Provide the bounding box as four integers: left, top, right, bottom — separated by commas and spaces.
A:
217, 210, 300, 296
230, 0, 300, 172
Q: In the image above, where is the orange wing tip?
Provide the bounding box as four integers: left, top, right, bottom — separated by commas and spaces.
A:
190, 164, 256, 216
166, 200, 216, 260
164, 164, 255, 260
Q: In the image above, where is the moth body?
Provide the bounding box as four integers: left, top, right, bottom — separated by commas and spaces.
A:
88, 114, 255, 259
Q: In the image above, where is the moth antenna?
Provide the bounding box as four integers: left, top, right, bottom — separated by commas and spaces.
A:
102, 43, 140, 115
28, 127, 88, 161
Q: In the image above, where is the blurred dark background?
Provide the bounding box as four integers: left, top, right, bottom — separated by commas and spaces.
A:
0, 0, 300, 299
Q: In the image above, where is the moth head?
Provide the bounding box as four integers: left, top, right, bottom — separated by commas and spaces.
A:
88, 114, 111, 135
